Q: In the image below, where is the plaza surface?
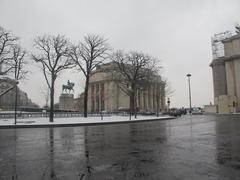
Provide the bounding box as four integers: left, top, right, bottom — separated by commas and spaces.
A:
0, 114, 240, 179
0, 115, 173, 128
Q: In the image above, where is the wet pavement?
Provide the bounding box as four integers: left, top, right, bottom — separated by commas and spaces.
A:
0, 114, 240, 180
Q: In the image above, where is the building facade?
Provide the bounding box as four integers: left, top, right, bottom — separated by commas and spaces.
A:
73, 93, 84, 112
88, 63, 166, 113
211, 33, 240, 113
0, 78, 38, 110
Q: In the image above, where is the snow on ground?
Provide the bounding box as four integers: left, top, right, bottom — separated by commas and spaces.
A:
0, 115, 173, 127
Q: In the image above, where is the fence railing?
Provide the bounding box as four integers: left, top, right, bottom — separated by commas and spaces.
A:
0, 111, 132, 119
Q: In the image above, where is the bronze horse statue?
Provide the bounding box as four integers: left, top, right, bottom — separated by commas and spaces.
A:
62, 80, 74, 93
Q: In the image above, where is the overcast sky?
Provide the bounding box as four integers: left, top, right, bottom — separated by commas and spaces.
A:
1, 0, 240, 108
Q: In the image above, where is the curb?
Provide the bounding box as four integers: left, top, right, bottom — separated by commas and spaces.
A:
0, 117, 175, 129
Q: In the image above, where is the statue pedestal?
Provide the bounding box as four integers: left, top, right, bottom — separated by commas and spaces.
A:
59, 93, 74, 111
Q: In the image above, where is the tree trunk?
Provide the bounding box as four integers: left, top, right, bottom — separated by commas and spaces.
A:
83, 76, 89, 118
134, 91, 137, 119
14, 85, 18, 125
130, 90, 135, 114
156, 97, 159, 117
49, 75, 55, 122
156, 86, 160, 117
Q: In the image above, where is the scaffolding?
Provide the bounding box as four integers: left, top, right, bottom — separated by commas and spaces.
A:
211, 31, 232, 60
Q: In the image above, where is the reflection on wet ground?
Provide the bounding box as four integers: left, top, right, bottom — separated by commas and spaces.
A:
1, 115, 240, 179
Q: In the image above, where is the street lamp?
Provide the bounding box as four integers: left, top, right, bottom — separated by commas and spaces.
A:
14, 80, 19, 125
167, 98, 170, 114
186, 74, 192, 114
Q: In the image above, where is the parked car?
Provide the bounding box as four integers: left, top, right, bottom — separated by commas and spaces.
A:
164, 108, 187, 117
192, 107, 203, 115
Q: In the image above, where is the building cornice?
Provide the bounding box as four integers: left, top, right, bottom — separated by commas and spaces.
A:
210, 57, 226, 67
210, 54, 240, 67
222, 33, 240, 43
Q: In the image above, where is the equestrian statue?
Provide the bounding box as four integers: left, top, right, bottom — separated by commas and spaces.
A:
62, 80, 75, 94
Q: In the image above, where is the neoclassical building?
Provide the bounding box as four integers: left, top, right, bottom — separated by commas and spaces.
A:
88, 62, 166, 113
210, 33, 240, 113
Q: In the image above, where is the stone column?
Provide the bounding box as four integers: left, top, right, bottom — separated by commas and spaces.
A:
116, 83, 119, 110
106, 82, 109, 111
148, 86, 151, 111
96, 83, 100, 112
140, 90, 143, 110
152, 85, 155, 111
137, 90, 141, 110
91, 84, 95, 112
153, 84, 156, 111
94, 83, 97, 112
109, 81, 115, 112
143, 89, 146, 111
88, 84, 91, 112
100, 82, 105, 111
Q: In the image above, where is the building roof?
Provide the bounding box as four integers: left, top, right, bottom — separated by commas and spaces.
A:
222, 33, 240, 43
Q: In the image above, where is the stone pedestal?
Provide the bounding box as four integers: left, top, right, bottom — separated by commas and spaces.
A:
59, 93, 74, 111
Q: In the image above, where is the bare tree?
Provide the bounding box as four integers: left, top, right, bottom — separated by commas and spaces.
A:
12, 45, 28, 80
11, 44, 27, 124
70, 34, 109, 117
32, 35, 73, 122
164, 79, 174, 97
0, 26, 18, 76
112, 51, 159, 117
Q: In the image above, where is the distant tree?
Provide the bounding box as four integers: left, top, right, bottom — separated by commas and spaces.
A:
32, 35, 73, 122
0, 26, 18, 76
12, 45, 28, 80
70, 35, 110, 117
112, 51, 159, 117
11, 44, 28, 124
164, 79, 174, 97
40, 85, 50, 110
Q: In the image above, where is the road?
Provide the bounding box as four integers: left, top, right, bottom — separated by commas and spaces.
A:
0, 114, 240, 180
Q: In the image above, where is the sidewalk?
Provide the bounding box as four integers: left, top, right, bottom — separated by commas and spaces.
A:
0, 115, 174, 128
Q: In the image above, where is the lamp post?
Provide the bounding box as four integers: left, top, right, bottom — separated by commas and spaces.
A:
128, 85, 132, 120
167, 98, 170, 114
14, 80, 19, 125
156, 77, 161, 117
186, 74, 192, 114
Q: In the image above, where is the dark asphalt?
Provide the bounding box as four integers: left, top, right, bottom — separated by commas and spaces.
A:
0, 114, 240, 180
